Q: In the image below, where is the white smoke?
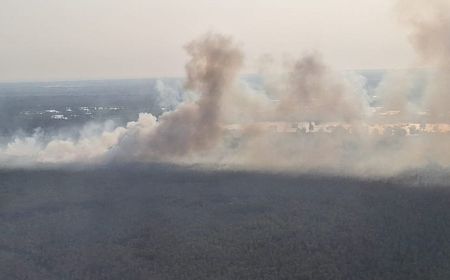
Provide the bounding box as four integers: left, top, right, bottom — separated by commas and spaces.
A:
1, 1, 450, 177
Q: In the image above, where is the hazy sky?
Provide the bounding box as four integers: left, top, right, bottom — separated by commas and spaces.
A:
0, 0, 415, 82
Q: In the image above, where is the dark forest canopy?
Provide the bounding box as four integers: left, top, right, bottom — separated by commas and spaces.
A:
1, 165, 450, 280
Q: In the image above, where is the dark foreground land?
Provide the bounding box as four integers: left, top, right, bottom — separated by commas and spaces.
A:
1, 165, 450, 280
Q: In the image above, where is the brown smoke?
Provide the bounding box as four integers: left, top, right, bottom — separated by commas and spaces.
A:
3, 3, 450, 177
396, 0, 450, 67
115, 33, 243, 160
396, 0, 450, 121
276, 53, 367, 122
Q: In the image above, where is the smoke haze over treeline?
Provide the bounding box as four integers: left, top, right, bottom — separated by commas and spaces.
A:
0, 0, 449, 177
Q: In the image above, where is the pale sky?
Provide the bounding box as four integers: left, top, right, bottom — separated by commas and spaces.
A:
0, 0, 415, 82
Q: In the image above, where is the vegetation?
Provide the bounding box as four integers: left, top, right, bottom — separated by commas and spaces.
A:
1, 165, 450, 279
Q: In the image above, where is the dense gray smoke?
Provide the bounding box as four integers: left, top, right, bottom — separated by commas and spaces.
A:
1, 1, 450, 176
112, 33, 243, 160
276, 54, 367, 122
397, 0, 450, 67
396, 0, 450, 121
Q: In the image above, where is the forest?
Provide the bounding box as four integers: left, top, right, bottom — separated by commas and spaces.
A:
0, 164, 449, 279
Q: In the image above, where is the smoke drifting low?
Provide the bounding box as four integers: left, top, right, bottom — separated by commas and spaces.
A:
1, 1, 450, 176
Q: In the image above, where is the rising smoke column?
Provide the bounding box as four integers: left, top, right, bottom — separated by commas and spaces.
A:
2, 3, 450, 175
276, 53, 368, 122
114, 33, 243, 160
396, 0, 450, 121
392, 0, 450, 167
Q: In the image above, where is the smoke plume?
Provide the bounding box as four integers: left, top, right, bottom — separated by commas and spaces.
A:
112, 33, 243, 161
396, 0, 450, 121
275, 53, 368, 122
1, 1, 450, 177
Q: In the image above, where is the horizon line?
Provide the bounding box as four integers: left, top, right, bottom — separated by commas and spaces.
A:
0, 67, 433, 85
